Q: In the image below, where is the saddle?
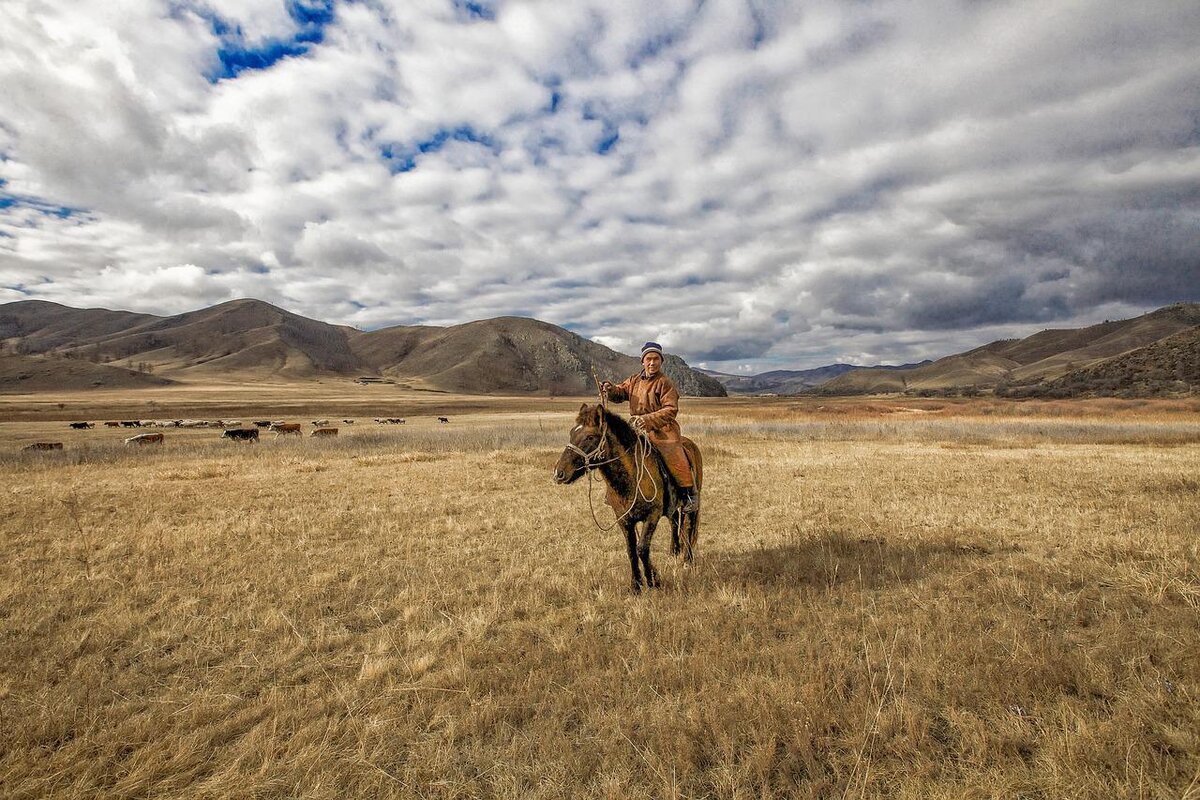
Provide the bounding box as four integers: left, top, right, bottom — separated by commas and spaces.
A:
644, 435, 703, 493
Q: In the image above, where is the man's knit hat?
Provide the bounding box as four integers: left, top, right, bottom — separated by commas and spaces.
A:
641, 341, 663, 358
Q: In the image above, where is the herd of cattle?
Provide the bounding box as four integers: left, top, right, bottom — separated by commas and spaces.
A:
20, 416, 451, 452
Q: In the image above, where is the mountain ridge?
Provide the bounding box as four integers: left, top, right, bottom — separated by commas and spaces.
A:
0, 299, 726, 396
701, 362, 933, 395
817, 303, 1200, 396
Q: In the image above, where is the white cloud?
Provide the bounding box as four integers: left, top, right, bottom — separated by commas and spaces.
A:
1, 0, 1198, 371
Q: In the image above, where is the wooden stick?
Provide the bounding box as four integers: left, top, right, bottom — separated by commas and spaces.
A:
590, 363, 607, 409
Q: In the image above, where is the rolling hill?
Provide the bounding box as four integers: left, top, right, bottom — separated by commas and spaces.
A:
1021, 324, 1200, 397
0, 299, 726, 396
354, 316, 723, 396
0, 353, 174, 391
816, 303, 1200, 396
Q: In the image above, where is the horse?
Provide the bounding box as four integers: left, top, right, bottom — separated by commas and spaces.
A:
554, 403, 702, 593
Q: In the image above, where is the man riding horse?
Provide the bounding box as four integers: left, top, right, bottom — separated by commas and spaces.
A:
601, 341, 700, 513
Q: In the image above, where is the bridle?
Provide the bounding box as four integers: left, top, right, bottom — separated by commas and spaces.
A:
564, 413, 620, 468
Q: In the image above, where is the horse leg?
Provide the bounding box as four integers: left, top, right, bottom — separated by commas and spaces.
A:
623, 521, 643, 593
682, 509, 700, 565
639, 514, 661, 589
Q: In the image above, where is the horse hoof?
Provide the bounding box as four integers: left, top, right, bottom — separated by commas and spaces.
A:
630, 582, 642, 594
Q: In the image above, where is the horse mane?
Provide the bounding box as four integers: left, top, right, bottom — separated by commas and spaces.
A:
593, 405, 636, 448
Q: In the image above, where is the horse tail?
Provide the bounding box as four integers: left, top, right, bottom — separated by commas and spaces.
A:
682, 437, 702, 491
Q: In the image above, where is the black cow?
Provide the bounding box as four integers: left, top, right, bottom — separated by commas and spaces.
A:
69, 422, 94, 429
222, 428, 260, 443
253, 420, 273, 428
437, 416, 450, 423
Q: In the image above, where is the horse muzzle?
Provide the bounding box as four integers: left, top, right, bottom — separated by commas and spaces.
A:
553, 453, 585, 484
553, 466, 582, 484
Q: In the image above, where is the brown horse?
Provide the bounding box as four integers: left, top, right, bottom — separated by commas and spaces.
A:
554, 403, 702, 592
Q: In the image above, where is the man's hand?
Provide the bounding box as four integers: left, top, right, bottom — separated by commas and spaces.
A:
631, 415, 647, 434
600, 380, 614, 395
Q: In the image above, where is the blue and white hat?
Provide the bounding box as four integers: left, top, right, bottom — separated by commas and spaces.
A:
641, 341, 663, 358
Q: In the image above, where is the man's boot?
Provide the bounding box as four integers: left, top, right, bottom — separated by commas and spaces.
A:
680, 487, 699, 513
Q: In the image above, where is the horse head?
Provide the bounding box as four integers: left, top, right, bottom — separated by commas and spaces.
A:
553, 403, 607, 484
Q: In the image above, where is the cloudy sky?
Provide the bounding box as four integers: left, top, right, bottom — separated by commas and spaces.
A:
1, 1, 1198, 372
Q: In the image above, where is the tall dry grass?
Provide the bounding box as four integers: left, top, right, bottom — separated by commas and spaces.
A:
0, 403, 1197, 798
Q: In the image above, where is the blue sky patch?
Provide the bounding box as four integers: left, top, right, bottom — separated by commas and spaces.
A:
378, 126, 498, 174
378, 144, 417, 174
595, 124, 620, 155
202, 0, 336, 81
748, 4, 768, 48
454, 1, 496, 21
630, 30, 680, 69
0, 191, 84, 219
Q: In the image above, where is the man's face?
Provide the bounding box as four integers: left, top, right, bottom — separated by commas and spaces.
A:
642, 352, 662, 376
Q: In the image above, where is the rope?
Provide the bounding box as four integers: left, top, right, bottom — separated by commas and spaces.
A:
581, 427, 661, 533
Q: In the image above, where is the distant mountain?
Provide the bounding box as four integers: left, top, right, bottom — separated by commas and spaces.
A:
699, 365, 852, 394
700, 362, 931, 395
354, 315, 724, 395
816, 303, 1200, 396
0, 299, 726, 396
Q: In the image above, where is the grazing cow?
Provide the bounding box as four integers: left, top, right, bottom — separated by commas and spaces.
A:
311, 419, 330, 426
342, 419, 355, 424
391, 418, 405, 424
69, 422, 94, 429
437, 416, 450, 423
125, 432, 164, 445
104, 421, 121, 428
222, 428, 259, 443
120, 421, 141, 428
310, 427, 338, 437
253, 420, 272, 428
270, 422, 302, 435
24, 442, 63, 451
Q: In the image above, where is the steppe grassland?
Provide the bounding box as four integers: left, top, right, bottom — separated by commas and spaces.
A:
1, 393, 1198, 799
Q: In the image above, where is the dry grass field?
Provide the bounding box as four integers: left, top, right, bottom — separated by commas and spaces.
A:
1, 388, 1198, 798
